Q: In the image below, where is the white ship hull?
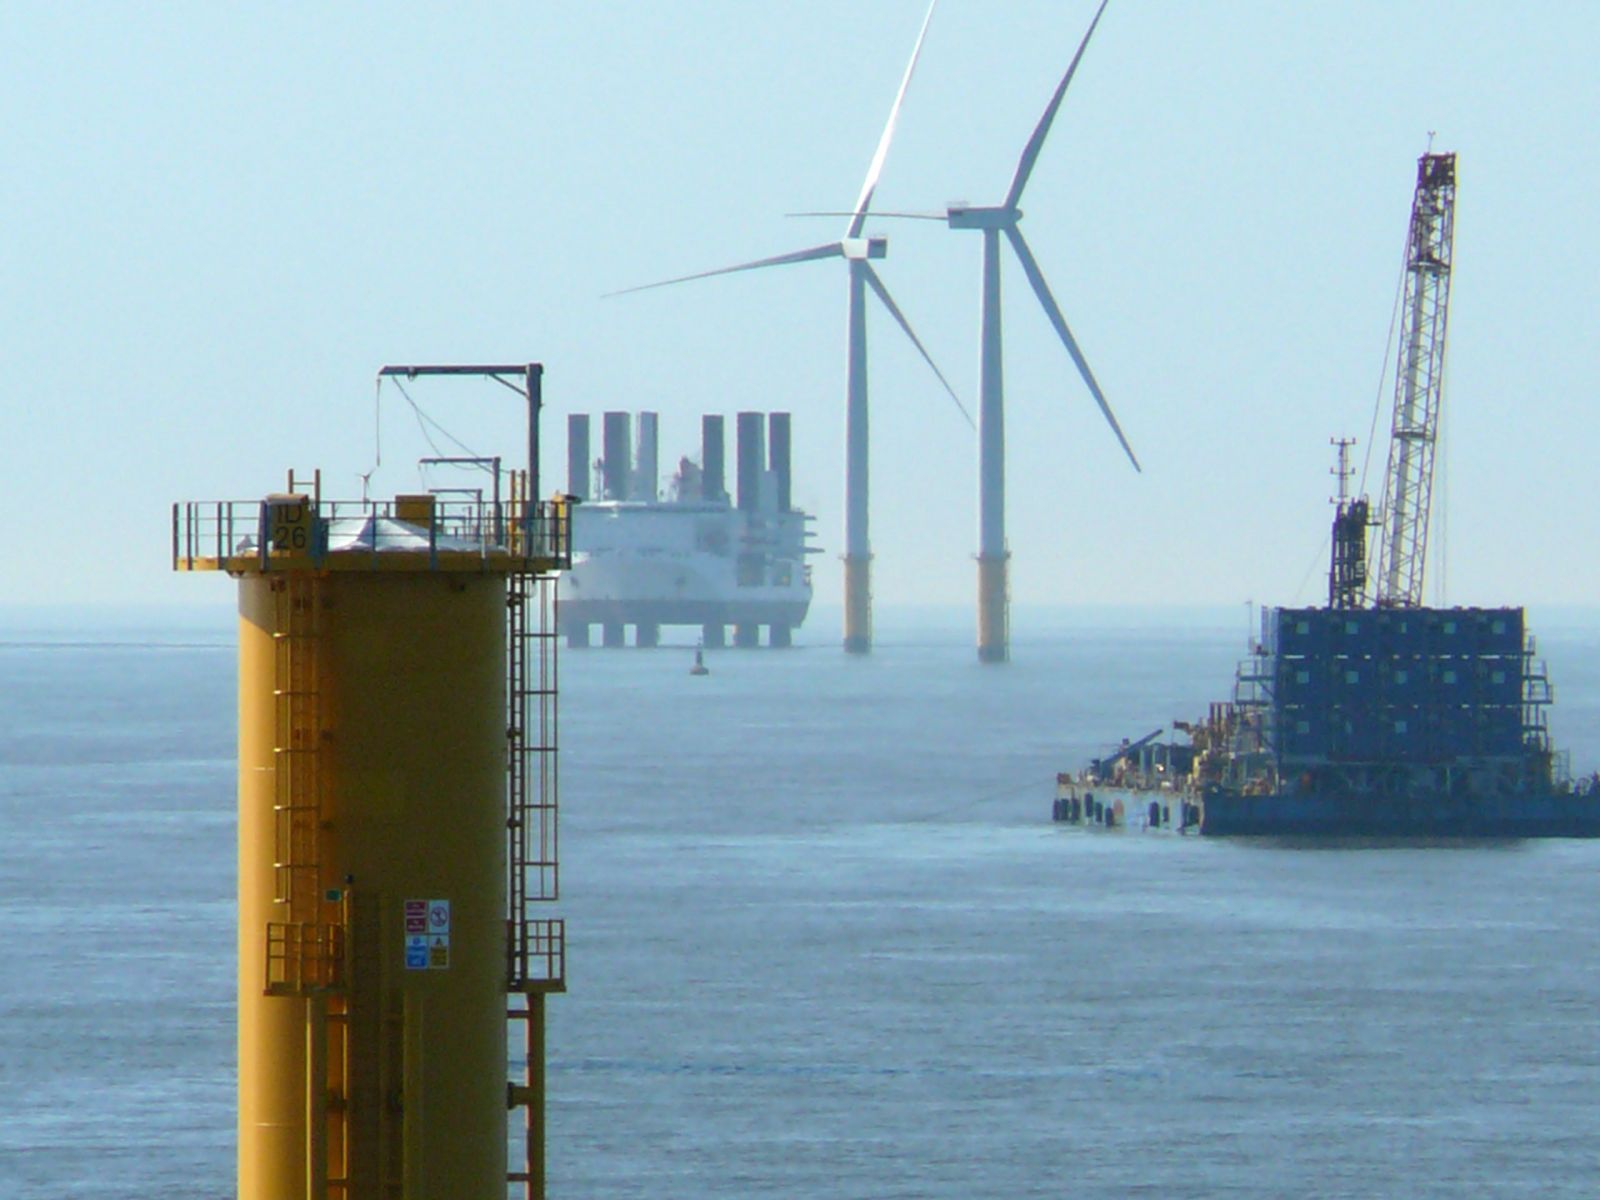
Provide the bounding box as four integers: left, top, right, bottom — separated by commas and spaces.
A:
556, 500, 813, 643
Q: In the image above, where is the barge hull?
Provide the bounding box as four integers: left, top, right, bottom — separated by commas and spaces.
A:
1200, 789, 1600, 838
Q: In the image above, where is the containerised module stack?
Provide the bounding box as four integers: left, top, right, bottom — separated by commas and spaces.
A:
1269, 606, 1541, 770
173, 363, 569, 1199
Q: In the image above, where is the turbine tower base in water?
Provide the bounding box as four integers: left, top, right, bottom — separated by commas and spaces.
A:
977, 553, 1009, 663
843, 554, 872, 654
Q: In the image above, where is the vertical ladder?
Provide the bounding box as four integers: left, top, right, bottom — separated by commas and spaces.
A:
507, 557, 565, 1199
267, 569, 351, 1198
272, 573, 324, 925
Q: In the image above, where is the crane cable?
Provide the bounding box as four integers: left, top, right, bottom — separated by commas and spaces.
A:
367, 376, 490, 491
1358, 227, 1414, 503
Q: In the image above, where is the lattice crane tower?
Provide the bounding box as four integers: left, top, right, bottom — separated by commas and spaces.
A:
1371, 151, 1456, 607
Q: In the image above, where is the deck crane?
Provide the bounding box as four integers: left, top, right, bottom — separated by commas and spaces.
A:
1369, 151, 1457, 607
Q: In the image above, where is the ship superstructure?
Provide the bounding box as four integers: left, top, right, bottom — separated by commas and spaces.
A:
558, 410, 816, 649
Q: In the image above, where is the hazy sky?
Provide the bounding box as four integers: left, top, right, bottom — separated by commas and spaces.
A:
4, 2, 1597, 611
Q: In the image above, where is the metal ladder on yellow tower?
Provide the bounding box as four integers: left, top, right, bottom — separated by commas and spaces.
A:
263, 485, 354, 1195
506, 471, 566, 1197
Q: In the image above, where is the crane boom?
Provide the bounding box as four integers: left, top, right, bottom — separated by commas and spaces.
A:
1370, 152, 1456, 607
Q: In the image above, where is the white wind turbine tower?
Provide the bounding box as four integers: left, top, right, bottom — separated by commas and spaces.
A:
950, 0, 1139, 662
612, 0, 966, 655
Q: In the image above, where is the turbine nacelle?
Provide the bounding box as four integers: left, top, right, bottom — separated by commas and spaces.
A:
946, 204, 1020, 231
841, 236, 888, 261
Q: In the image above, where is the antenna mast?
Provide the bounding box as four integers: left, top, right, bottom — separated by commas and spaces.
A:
1328, 437, 1369, 609
1371, 151, 1456, 607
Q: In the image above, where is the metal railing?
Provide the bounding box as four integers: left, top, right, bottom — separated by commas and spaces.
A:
172, 496, 572, 570
264, 921, 346, 994
509, 918, 565, 991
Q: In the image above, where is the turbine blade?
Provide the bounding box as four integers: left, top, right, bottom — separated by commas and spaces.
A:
848, 0, 938, 239
789, 210, 947, 221
1004, 0, 1110, 210
862, 262, 974, 430
1005, 227, 1139, 471
606, 242, 844, 297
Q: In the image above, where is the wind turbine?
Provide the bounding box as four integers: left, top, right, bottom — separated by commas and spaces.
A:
612, 0, 966, 656
949, 0, 1139, 662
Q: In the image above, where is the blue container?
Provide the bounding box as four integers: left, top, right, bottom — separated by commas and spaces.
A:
1469, 660, 1522, 705
1423, 610, 1480, 657
1329, 610, 1378, 656
1326, 656, 1374, 704
1274, 608, 1330, 658
1275, 658, 1322, 705
1431, 707, 1474, 757
1377, 611, 1430, 657
1276, 709, 1330, 760
1427, 658, 1471, 698
1382, 656, 1425, 702
1477, 705, 1524, 755
1475, 608, 1523, 657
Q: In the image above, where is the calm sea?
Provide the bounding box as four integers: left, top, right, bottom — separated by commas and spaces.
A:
3, 604, 1599, 1198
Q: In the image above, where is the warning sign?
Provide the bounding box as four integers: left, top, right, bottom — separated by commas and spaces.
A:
404, 899, 428, 935
404, 899, 451, 968
427, 900, 451, 935
404, 935, 428, 971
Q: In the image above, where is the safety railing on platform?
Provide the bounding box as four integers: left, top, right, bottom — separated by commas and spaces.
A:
510, 919, 566, 991
264, 921, 346, 994
171, 496, 572, 570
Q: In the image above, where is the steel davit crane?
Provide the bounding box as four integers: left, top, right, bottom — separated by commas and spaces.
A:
1370, 151, 1457, 607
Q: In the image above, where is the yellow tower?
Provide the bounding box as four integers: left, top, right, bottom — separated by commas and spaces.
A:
176, 381, 568, 1198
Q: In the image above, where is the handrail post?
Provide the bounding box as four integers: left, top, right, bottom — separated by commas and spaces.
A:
523, 364, 542, 558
